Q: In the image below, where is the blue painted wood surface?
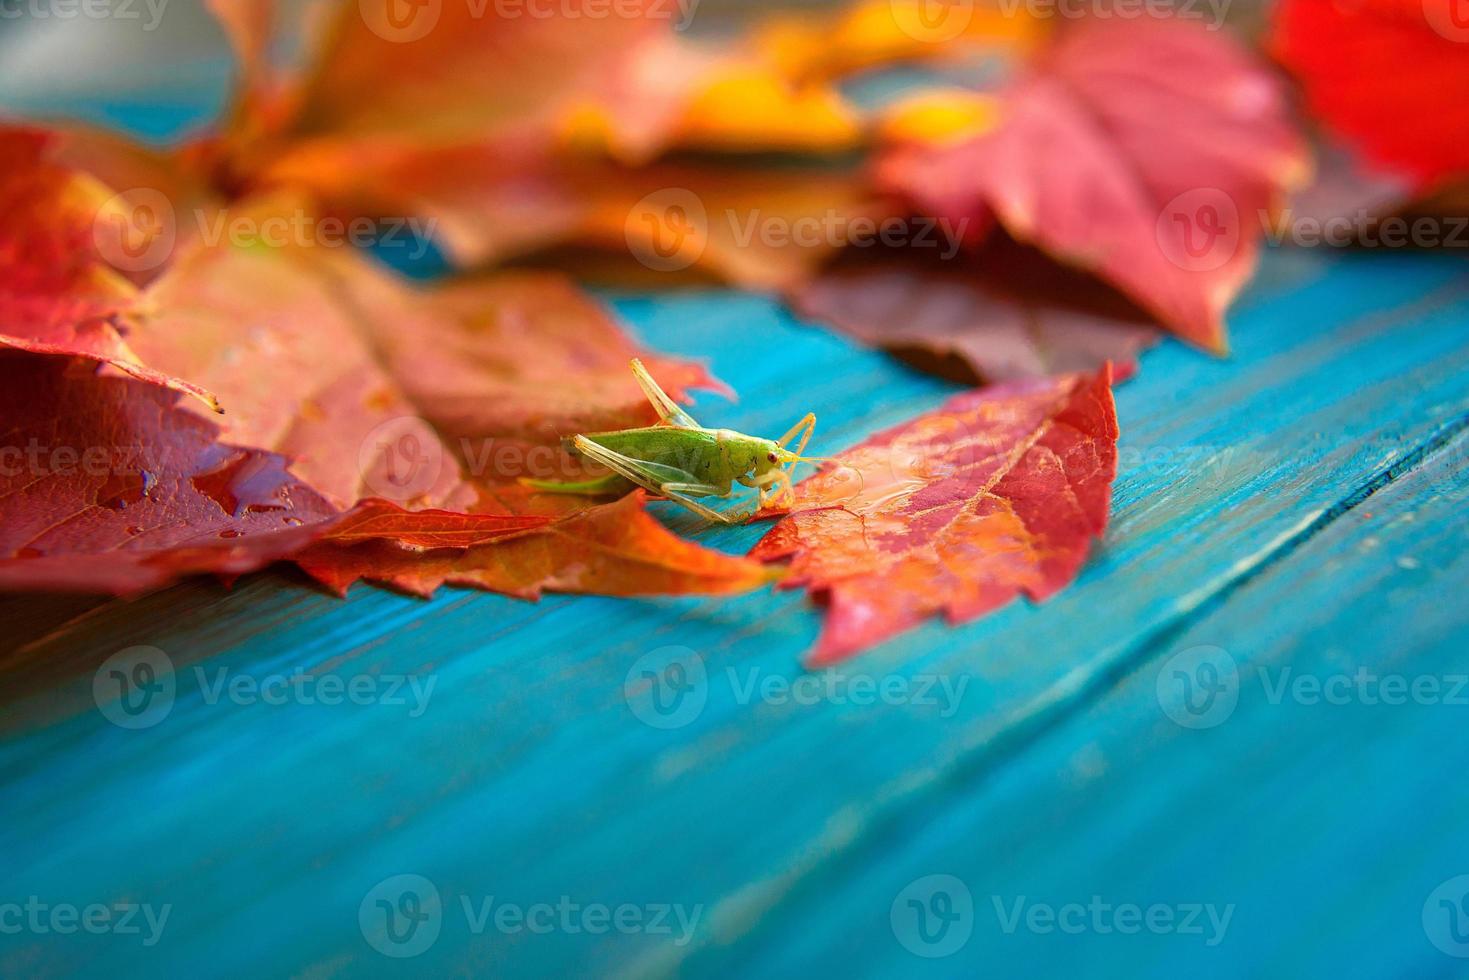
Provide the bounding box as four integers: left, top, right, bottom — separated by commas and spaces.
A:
4, 80, 1469, 980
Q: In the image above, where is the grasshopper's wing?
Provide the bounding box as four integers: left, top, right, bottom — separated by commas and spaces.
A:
631, 358, 701, 429
571, 436, 733, 524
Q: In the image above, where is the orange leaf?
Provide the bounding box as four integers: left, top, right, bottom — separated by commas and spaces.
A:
562, 31, 863, 164
752, 368, 1118, 664
755, 0, 1041, 82
298, 492, 777, 600
320, 499, 547, 549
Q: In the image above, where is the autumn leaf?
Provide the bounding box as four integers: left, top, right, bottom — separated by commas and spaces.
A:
0, 353, 337, 595
298, 491, 778, 600
752, 367, 1118, 664
288, 0, 663, 145
219, 0, 690, 244
585, 162, 889, 290
877, 20, 1308, 350
1272, 0, 1469, 192
790, 240, 1159, 383
197, 2, 875, 279
317, 500, 547, 550
123, 198, 723, 513
0, 128, 218, 410
755, 0, 1040, 83
562, 31, 863, 165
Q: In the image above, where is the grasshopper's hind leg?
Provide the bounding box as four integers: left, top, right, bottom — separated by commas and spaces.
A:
630, 358, 700, 428
570, 436, 733, 523
520, 473, 635, 496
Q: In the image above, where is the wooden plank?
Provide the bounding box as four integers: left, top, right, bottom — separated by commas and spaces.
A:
721, 419, 1469, 979
2, 247, 1467, 977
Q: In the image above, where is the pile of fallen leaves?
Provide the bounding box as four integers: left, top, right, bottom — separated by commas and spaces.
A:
3, 0, 1464, 661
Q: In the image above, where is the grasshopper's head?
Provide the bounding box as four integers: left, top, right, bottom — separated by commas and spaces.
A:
766, 444, 827, 476
751, 441, 785, 479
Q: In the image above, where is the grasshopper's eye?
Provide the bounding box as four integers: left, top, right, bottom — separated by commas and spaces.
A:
767, 452, 778, 463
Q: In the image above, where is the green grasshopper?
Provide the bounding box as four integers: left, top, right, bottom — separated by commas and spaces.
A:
523, 359, 819, 524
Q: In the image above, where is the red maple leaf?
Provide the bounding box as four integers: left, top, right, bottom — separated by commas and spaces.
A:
877, 19, 1308, 350
753, 367, 1119, 664
0, 354, 334, 594
1273, 0, 1469, 191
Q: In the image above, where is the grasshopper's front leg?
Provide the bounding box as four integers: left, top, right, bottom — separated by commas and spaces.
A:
744, 468, 794, 510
